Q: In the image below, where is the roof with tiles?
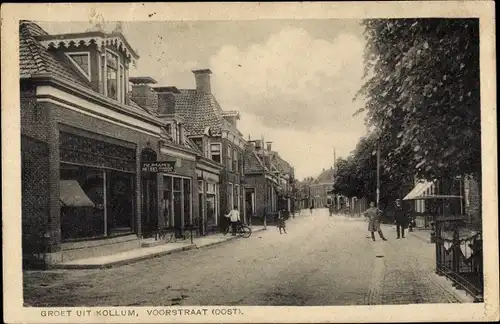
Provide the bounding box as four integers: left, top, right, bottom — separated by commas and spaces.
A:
20, 21, 91, 88
169, 88, 243, 137
271, 152, 293, 175
244, 150, 267, 174
171, 89, 222, 136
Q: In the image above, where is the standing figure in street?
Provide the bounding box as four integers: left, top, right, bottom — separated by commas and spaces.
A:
277, 210, 287, 234
309, 204, 313, 215
363, 202, 387, 241
394, 199, 409, 239
224, 206, 240, 236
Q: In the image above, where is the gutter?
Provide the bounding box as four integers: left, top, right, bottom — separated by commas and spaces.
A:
29, 73, 165, 127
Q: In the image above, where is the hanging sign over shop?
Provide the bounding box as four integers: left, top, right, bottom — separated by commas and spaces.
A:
141, 161, 176, 173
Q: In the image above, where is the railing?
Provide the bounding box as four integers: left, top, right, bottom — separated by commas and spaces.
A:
435, 216, 483, 302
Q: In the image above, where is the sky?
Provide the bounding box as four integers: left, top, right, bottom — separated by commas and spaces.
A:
38, 20, 369, 180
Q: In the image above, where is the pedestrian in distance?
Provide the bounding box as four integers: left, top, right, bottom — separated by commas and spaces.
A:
309, 204, 313, 215
363, 201, 387, 241
224, 206, 240, 236
277, 210, 287, 234
394, 199, 409, 239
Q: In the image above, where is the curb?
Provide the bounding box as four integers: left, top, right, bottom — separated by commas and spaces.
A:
53, 244, 196, 270
426, 271, 475, 303
53, 228, 267, 270
194, 227, 267, 249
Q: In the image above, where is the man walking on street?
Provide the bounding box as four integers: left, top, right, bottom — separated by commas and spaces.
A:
394, 199, 409, 239
363, 201, 387, 241
225, 206, 240, 236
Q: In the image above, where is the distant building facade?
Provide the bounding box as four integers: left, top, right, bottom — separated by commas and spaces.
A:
309, 168, 335, 208
243, 140, 295, 223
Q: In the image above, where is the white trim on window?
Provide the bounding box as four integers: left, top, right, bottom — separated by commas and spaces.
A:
228, 182, 234, 211
102, 53, 107, 96
210, 143, 221, 163
65, 52, 91, 82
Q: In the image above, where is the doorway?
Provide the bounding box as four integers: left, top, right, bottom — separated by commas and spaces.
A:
141, 148, 158, 237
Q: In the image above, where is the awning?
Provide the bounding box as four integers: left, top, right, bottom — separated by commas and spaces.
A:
403, 181, 434, 200
60, 180, 95, 207
403, 180, 462, 201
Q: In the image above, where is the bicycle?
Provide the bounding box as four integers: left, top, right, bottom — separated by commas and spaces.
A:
224, 221, 252, 238
237, 222, 252, 238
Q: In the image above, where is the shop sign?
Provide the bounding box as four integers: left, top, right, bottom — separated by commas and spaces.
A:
142, 161, 176, 173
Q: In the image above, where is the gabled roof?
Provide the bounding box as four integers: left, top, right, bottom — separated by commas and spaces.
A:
314, 167, 335, 184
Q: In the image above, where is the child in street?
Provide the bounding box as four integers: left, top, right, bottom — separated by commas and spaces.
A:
277, 210, 287, 234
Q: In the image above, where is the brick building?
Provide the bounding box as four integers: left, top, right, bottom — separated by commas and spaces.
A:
19, 21, 203, 266
309, 168, 335, 208
154, 69, 246, 231
296, 177, 314, 209
243, 140, 295, 223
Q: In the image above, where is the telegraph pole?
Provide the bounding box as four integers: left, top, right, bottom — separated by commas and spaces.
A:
376, 145, 381, 207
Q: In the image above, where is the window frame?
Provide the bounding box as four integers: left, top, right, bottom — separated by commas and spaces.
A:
99, 49, 128, 104
210, 143, 222, 164
228, 182, 234, 211
65, 51, 91, 81
227, 145, 233, 171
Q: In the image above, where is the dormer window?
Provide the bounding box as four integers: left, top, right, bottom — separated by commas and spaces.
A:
37, 31, 138, 104
66, 52, 91, 81
106, 51, 118, 100
100, 50, 128, 103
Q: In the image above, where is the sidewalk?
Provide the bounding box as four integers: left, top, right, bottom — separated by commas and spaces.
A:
53, 226, 266, 270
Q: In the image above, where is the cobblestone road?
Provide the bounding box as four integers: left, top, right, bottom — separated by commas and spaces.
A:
24, 209, 459, 306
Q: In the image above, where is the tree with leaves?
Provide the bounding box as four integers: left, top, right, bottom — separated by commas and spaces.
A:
355, 18, 480, 183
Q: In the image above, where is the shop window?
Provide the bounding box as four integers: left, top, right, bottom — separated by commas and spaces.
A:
163, 176, 173, 228
183, 178, 192, 224
210, 143, 221, 163
60, 164, 135, 240
206, 183, 218, 226
164, 175, 192, 229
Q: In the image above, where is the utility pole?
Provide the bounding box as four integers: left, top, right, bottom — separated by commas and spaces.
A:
376, 145, 381, 208
333, 147, 336, 211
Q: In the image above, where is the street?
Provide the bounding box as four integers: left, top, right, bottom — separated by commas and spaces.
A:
23, 209, 459, 306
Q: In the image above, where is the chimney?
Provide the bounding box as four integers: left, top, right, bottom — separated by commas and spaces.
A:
153, 86, 180, 115
192, 69, 212, 93
255, 140, 262, 150
266, 142, 272, 152
129, 77, 158, 114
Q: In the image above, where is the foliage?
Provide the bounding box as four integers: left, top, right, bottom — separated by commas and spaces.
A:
355, 18, 481, 181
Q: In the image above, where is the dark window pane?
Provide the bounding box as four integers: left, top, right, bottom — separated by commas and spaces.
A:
107, 171, 134, 234
173, 178, 181, 191
60, 165, 105, 240
183, 179, 191, 224
173, 191, 182, 229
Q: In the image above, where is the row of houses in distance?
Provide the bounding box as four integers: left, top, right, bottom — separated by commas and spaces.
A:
19, 21, 295, 267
